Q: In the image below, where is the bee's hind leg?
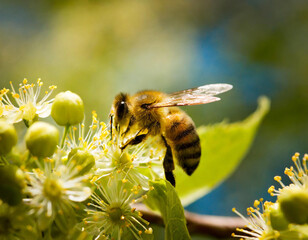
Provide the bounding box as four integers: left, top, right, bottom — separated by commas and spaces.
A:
162, 136, 176, 187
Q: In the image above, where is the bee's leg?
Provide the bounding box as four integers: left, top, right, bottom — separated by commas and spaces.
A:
129, 134, 147, 145
161, 136, 175, 187
120, 134, 148, 150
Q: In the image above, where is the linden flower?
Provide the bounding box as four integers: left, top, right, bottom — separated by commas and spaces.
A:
24, 156, 92, 231
232, 199, 280, 240
268, 153, 308, 226
232, 200, 308, 239
268, 153, 308, 198
95, 134, 165, 190
64, 111, 109, 158
0, 78, 57, 125
0, 200, 38, 239
83, 179, 152, 240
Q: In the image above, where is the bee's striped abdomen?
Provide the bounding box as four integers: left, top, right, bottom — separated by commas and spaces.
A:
163, 109, 201, 176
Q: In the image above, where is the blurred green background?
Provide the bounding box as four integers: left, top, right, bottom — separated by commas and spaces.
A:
1, 0, 308, 239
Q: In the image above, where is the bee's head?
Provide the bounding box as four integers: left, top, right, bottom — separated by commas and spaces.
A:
110, 93, 132, 135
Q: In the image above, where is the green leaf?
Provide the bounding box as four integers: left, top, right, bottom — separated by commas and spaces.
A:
175, 96, 270, 206
146, 179, 191, 240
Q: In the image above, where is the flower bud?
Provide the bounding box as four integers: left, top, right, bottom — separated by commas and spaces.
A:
279, 187, 308, 225
0, 165, 25, 206
68, 148, 95, 176
25, 121, 59, 158
0, 119, 17, 155
268, 202, 289, 231
51, 91, 84, 126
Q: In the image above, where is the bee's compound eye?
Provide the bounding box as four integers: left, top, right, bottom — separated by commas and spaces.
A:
116, 101, 128, 120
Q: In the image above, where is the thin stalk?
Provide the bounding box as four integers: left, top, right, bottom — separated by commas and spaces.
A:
60, 125, 70, 149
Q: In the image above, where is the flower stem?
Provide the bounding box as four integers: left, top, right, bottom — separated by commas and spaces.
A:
26, 152, 32, 164
34, 157, 43, 169
60, 125, 70, 149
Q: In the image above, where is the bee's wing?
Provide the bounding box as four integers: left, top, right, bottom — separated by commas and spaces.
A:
150, 83, 233, 108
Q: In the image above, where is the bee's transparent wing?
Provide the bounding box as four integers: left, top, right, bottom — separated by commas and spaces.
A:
150, 83, 233, 108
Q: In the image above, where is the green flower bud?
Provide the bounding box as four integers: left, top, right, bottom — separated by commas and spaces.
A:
51, 91, 84, 126
25, 121, 59, 158
0, 119, 17, 155
68, 148, 95, 176
0, 165, 25, 206
268, 202, 289, 231
279, 187, 308, 225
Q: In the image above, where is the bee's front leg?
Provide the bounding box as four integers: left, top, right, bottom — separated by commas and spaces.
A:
120, 134, 148, 150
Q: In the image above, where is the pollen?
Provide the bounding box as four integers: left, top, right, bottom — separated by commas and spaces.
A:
268, 185, 275, 196
90, 176, 98, 184
145, 228, 153, 234
274, 176, 281, 182
284, 167, 294, 177
253, 200, 260, 208
12, 93, 20, 98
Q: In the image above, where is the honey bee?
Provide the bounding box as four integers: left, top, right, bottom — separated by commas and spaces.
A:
110, 84, 233, 186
